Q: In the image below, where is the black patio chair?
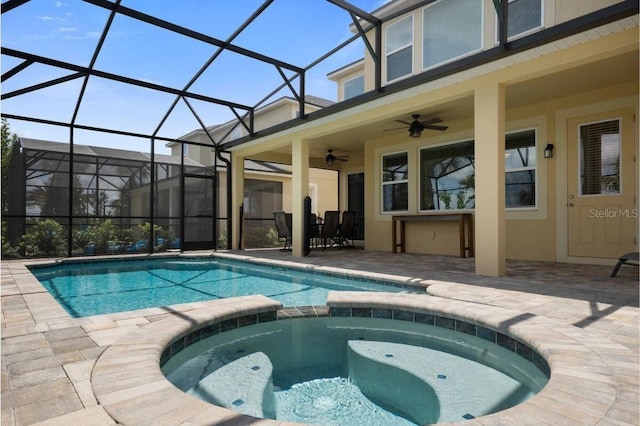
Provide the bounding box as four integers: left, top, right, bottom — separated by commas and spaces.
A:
309, 213, 321, 248
336, 211, 358, 248
273, 211, 292, 251
610, 252, 639, 277
320, 210, 340, 248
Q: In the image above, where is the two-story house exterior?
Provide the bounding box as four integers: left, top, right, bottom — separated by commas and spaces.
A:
225, 0, 638, 276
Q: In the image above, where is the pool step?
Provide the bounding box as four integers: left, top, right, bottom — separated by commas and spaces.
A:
187, 351, 275, 419
347, 340, 535, 423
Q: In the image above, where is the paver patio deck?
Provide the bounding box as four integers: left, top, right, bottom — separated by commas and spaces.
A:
1, 249, 638, 425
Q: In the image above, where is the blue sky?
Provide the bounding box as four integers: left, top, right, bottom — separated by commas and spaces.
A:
2, 0, 389, 153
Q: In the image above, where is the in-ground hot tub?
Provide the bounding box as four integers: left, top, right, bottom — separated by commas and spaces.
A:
161, 308, 549, 425
91, 292, 620, 425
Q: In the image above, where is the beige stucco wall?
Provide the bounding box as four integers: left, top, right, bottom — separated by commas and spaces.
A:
362, 81, 637, 261
310, 168, 339, 216
253, 105, 295, 132
554, 0, 625, 24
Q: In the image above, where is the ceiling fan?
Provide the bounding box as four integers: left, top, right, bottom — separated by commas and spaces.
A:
324, 149, 349, 166
387, 114, 448, 138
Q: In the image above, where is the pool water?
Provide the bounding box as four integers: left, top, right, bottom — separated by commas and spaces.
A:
30, 258, 411, 317
163, 317, 549, 425
274, 377, 415, 426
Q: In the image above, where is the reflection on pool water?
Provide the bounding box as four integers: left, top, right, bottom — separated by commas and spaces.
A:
29, 257, 415, 317
162, 316, 549, 425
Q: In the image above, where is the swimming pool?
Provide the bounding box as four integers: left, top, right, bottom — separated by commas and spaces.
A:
162, 315, 549, 425
29, 257, 420, 317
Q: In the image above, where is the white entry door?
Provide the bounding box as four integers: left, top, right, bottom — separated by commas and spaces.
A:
567, 108, 637, 258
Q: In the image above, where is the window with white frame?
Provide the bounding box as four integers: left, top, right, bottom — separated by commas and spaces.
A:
182, 143, 188, 157
420, 140, 475, 210
382, 152, 408, 212
496, 0, 543, 41
504, 129, 537, 207
344, 75, 365, 100
423, 0, 483, 70
419, 129, 537, 210
386, 16, 413, 82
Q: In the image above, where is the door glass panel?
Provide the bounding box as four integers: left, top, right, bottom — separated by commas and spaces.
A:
579, 120, 620, 195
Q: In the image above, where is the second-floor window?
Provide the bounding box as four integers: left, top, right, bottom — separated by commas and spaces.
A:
423, 0, 483, 70
386, 16, 413, 82
344, 75, 365, 100
501, 0, 543, 40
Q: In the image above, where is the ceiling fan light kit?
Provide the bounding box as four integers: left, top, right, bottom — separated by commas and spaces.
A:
387, 114, 449, 138
324, 149, 349, 166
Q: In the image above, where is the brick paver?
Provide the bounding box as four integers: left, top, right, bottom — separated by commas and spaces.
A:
1, 250, 638, 425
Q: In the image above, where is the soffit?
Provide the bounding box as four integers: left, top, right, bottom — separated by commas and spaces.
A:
256, 48, 638, 164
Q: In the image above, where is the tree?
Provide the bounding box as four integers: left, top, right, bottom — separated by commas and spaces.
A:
1, 118, 18, 215
1, 119, 20, 257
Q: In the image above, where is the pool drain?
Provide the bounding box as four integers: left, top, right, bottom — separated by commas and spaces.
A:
313, 396, 337, 410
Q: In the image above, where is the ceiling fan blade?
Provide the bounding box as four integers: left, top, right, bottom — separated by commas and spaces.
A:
419, 117, 443, 126
423, 125, 448, 131
384, 126, 409, 131
393, 120, 413, 126
337, 157, 349, 162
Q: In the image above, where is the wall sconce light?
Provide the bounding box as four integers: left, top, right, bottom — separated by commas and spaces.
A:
544, 143, 554, 158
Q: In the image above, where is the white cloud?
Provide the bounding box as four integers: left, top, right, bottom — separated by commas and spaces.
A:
37, 15, 54, 21
55, 2, 67, 8
56, 27, 77, 33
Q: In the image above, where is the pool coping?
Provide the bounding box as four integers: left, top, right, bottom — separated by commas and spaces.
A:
91, 291, 622, 426
22, 252, 431, 320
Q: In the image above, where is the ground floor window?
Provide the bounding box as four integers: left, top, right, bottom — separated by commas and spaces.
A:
505, 129, 537, 207
419, 129, 536, 210
382, 152, 408, 212
420, 140, 475, 210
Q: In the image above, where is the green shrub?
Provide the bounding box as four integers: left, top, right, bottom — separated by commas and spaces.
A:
71, 220, 120, 255
138, 222, 176, 252
244, 227, 280, 249
90, 220, 116, 254
1, 221, 20, 258
20, 219, 67, 257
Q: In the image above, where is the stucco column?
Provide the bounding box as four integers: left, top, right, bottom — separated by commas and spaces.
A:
231, 151, 245, 251
474, 82, 506, 276
291, 138, 309, 257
